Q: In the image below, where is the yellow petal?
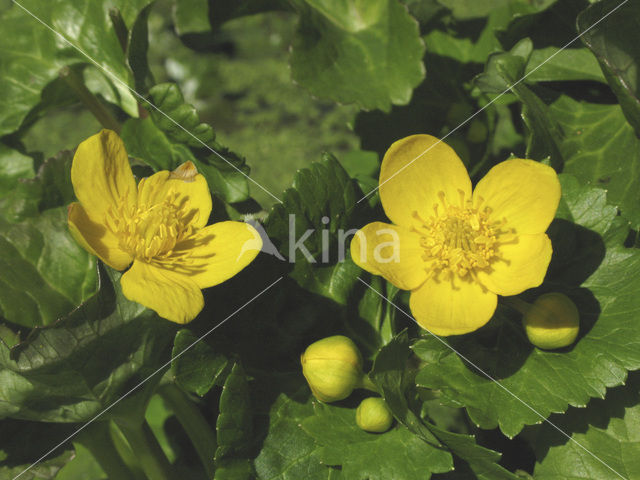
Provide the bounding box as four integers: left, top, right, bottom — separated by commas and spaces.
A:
71, 129, 137, 221
68, 202, 132, 270
409, 276, 497, 336
120, 260, 204, 324
379, 135, 472, 228
137, 161, 212, 229
476, 233, 552, 296
166, 221, 262, 289
351, 222, 428, 290
472, 159, 560, 235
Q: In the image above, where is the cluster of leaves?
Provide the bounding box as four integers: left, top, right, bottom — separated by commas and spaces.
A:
2, 0, 640, 479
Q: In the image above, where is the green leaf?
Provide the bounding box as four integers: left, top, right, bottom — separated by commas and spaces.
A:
54, 442, 106, 480
216, 363, 252, 461
531, 372, 640, 479
0, 144, 38, 222
0, 0, 151, 135
436, 0, 555, 20
122, 83, 251, 203
301, 401, 451, 479
173, 0, 211, 36
170, 329, 231, 397
127, 2, 155, 94
550, 86, 640, 230
414, 175, 640, 438
0, 267, 176, 421
253, 373, 337, 480
265, 153, 372, 304
147, 83, 216, 147
0, 144, 34, 194
370, 333, 519, 480
524, 47, 604, 83
0, 207, 97, 327
424, 2, 538, 65
28, 151, 75, 212
290, 0, 426, 111
475, 39, 564, 166
214, 458, 254, 480
477, 38, 640, 227
578, 0, 640, 136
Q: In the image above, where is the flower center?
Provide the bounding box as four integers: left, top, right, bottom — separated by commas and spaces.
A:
413, 190, 510, 280
107, 191, 196, 263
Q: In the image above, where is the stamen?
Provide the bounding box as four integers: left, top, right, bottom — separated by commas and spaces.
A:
105, 192, 199, 263
412, 192, 510, 280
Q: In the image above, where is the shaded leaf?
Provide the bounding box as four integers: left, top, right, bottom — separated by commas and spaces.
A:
265, 153, 372, 304
170, 329, 231, 397
578, 0, 640, 136
216, 363, 252, 460
370, 333, 519, 480
475, 39, 564, 166
253, 373, 336, 480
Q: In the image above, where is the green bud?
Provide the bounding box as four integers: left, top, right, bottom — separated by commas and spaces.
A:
523, 293, 580, 350
301, 335, 363, 403
356, 397, 393, 433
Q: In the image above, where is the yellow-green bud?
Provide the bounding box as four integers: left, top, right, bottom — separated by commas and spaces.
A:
301, 336, 363, 403
523, 293, 580, 350
356, 398, 393, 433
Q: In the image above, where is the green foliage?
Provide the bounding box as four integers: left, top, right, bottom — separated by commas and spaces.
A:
3, 0, 640, 478
290, 0, 426, 111
578, 0, 640, 137
302, 402, 451, 479
170, 329, 231, 396
370, 333, 520, 480
122, 82, 251, 203
0, 208, 97, 327
414, 175, 640, 437
265, 153, 371, 304
531, 372, 640, 479
0, 267, 175, 422
215, 363, 253, 477
0, 0, 151, 135
252, 374, 338, 480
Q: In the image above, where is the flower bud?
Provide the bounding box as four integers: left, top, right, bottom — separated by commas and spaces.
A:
356, 398, 393, 433
301, 336, 363, 403
523, 293, 579, 350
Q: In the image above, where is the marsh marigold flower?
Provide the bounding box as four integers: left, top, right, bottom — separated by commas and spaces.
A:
351, 135, 560, 336
67, 130, 262, 324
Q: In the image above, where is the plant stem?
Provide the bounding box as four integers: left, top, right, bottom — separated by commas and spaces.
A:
360, 374, 380, 393
76, 422, 137, 480
501, 296, 532, 316
116, 419, 176, 480
59, 66, 121, 132
159, 384, 217, 479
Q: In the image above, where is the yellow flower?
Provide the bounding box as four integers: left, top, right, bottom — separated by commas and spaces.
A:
351, 135, 560, 336
67, 130, 262, 324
